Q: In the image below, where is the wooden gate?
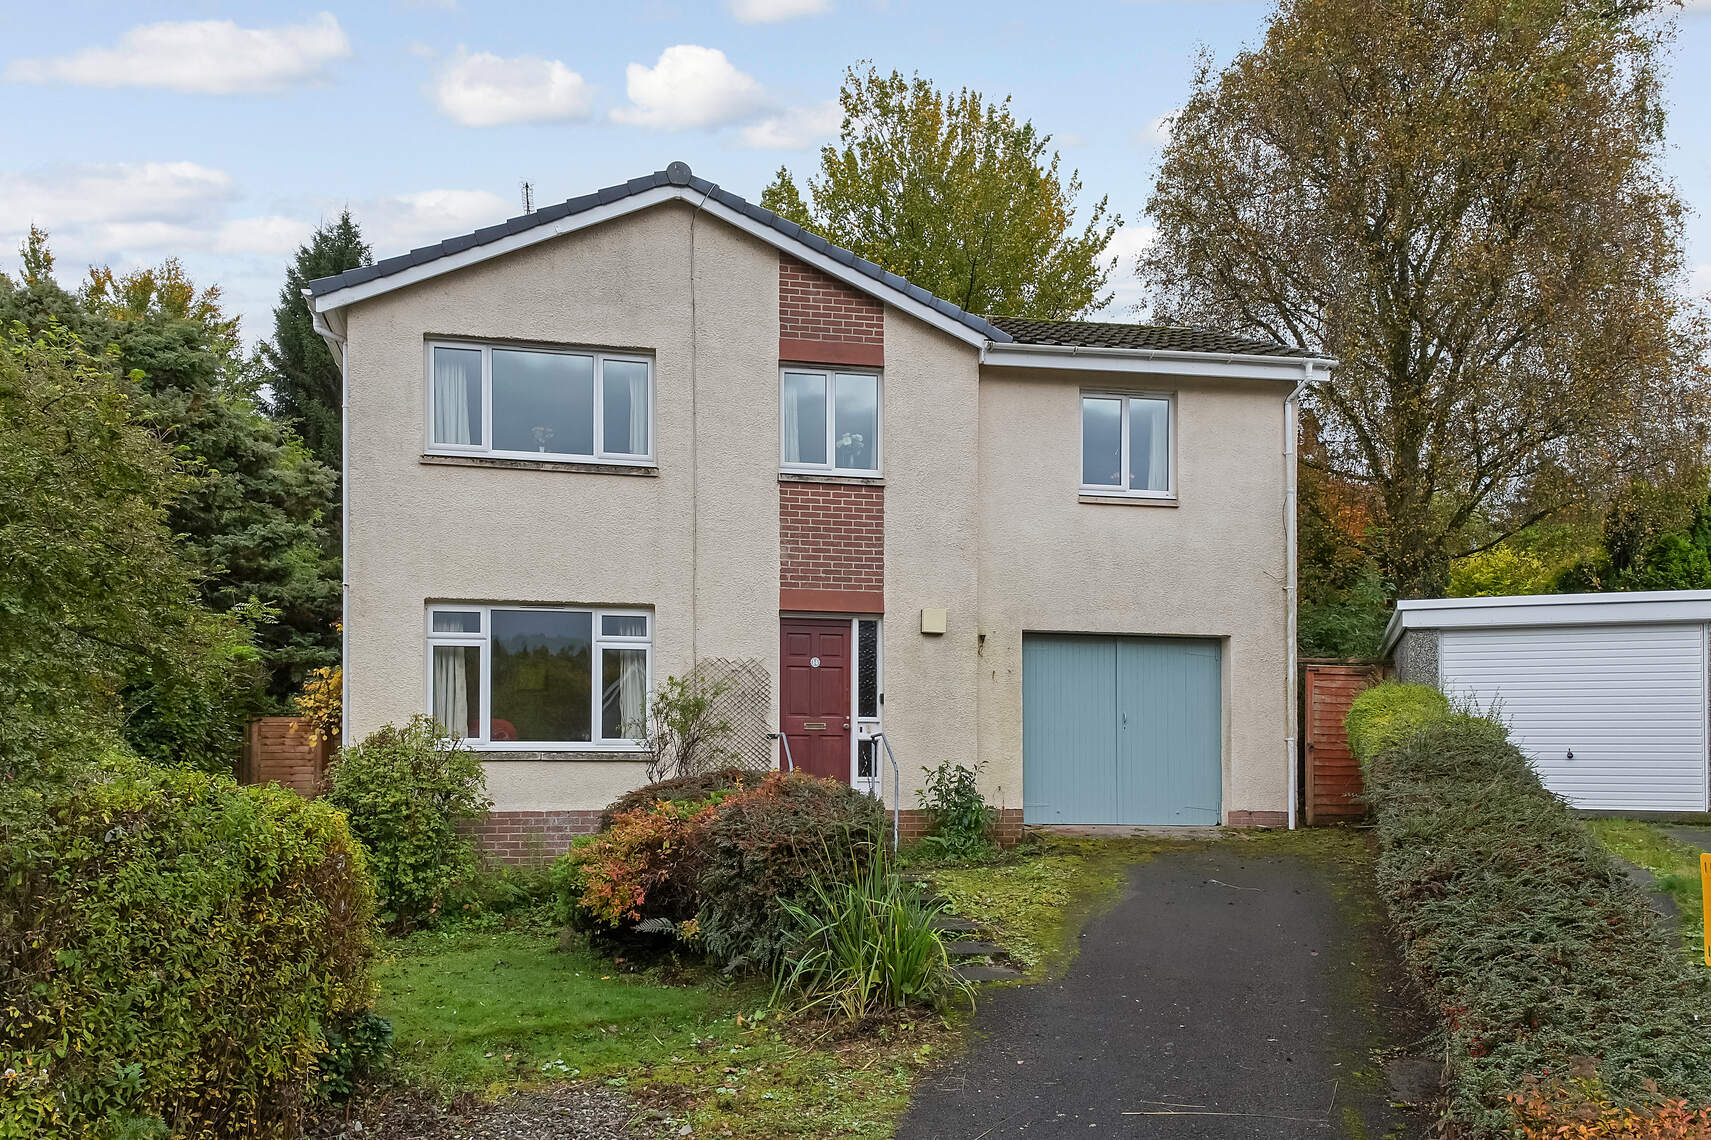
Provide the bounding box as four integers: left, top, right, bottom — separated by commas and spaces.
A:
239, 717, 333, 796
1302, 662, 1384, 825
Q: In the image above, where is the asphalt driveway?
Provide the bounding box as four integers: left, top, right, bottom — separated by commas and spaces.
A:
897, 836, 1426, 1139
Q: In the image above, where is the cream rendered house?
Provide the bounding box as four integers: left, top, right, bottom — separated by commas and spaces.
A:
305, 163, 1332, 856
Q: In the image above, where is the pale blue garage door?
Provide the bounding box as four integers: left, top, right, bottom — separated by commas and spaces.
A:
1022, 635, 1222, 826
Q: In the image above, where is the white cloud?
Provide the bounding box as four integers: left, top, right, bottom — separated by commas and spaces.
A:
1139, 110, 1177, 149
739, 100, 840, 149
0, 162, 236, 258
215, 215, 314, 256
358, 189, 512, 254
432, 50, 595, 127
1692, 265, 1711, 298
730, 0, 831, 22
612, 45, 768, 130
1098, 224, 1158, 319
5, 13, 350, 94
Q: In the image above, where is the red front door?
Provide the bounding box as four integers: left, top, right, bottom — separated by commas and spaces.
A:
780, 618, 851, 782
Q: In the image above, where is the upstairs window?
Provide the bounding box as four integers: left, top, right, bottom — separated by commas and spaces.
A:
428, 341, 652, 463
1081, 392, 1173, 498
426, 604, 651, 749
781, 367, 880, 476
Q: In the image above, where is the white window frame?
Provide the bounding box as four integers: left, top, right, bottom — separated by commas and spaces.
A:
850, 617, 884, 795
425, 339, 655, 465
1079, 389, 1176, 500
779, 366, 883, 477
424, 603, 652, 751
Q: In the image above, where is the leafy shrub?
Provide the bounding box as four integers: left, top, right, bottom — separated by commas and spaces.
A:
310, 1010, 393, 1105
1343, 681, 1450, 765
914, 759, 997, 860
773, 851, 970, 1020
554, 772, 885, 968
323, 716, 491, 931
1510, 1074, 1711, 1139
638, 671, 737, 782
598, 766, 751, 830
563, 794, 725, 929
1365, 712, 1711, 1136
696, 772, 886, 967
1448, 545, 1555, 597
1297, 565, 1392, 658
0, 754, 377, 1139
291, 663, 342, 748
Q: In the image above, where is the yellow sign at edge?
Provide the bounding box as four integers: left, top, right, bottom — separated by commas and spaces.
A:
1701, 853, 1711, 969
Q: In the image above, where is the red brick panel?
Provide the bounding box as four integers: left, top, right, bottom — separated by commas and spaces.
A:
1224, 810, 1289, 828
895, 808, 1025, 848
461, 810, 605, 865
779, 257, 884, 367
780, 481, 884, 612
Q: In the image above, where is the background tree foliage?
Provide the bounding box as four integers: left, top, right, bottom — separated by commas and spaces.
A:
0, 320, 259, 774
1142, 0, 1711, 598
260, 211, 370, 472
0, 232, 341, 709
762, 64, 1120, 319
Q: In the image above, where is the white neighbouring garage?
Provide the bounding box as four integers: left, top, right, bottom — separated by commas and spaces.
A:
1383, 591, 1711, 813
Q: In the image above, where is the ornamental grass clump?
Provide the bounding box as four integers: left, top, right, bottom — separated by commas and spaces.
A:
772, 852, 971, 1021
1354, 692, 1711, 1137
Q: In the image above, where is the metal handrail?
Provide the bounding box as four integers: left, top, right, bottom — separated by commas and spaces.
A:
872, 732, 901, 854
767, 730, 795, 773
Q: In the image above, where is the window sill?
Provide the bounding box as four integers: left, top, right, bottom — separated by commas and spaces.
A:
421, 453, 659, 476
466, 747, 649, 761
1078, 493, 1179, 508
778, 471, 886, 487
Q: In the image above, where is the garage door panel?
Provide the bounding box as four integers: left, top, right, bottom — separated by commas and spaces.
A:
1116, 639, 1222, 826
1024, 634, 1221, 826
1022, 636, 1118, 825
1439, 623, 1707, 813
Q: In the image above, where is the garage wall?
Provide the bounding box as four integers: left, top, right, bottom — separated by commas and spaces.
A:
1439, 623, 1710, 813
975, 367, 1292, 824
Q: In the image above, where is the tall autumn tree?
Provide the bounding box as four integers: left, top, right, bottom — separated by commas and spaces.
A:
761, 65, 1120, 319
260, 211, 371, 471
1141, 0, 1711, 598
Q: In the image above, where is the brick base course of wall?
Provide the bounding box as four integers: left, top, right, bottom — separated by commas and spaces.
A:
462, 810, 603, 865
1224, 810, 1289, 828
464, 806, 1030, 864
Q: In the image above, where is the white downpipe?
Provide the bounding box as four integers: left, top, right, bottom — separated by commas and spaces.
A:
1283, 368, 1308, 830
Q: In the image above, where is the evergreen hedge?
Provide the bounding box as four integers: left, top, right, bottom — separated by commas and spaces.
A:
0, 756, 377, 1139
1349, 688, 1711, 1135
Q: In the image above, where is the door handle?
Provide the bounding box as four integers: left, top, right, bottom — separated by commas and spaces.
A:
843, 721, 850, 730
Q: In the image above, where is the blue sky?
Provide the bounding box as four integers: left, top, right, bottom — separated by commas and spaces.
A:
3, 1, 1709, 344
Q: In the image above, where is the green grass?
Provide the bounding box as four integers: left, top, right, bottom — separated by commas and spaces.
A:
1585, 818, 1707, 957
926, 837, 1149, 977
375, 920, 963, 1135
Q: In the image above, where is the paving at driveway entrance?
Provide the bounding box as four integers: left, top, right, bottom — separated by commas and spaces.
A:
897, 839, 1426, 1139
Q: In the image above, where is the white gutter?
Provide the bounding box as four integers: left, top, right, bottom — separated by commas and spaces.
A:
981, 339, 1338, 383
1283, 362, 1314, 830
304, 288, 350, 744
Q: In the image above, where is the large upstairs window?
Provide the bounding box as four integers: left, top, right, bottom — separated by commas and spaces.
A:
428, 341, 652, 463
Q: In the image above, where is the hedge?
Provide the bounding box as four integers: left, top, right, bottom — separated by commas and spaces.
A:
1343, 680, 1450, 765
1349, 688, 1711, 1136
0, 755, 377, 1140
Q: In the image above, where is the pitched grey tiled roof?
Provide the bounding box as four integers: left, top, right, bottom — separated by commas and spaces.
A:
306, 162, 1013, 343
988, 316, 1316, 358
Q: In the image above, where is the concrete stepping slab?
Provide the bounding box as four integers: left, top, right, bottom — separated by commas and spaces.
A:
952, 963, 1025, 984
943, 939, 1005, 958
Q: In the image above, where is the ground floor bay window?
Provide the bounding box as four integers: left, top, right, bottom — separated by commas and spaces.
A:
426, 604, 651, 749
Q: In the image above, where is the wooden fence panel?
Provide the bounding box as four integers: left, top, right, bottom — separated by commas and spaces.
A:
1302, 663, 1383, 825
240, 717, 331, 796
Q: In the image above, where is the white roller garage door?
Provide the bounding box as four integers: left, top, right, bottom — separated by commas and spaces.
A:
1439, 623, 1709, 812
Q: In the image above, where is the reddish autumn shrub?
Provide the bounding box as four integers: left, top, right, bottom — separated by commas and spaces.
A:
696, 772, 886, 966
562, 795, 722, 928
554, 771, 884, 966
1511, 1075, 1711, 1139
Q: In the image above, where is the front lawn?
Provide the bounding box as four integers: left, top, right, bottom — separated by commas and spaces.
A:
362, 836, 1144, 1137
375, 920, 954, 1137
